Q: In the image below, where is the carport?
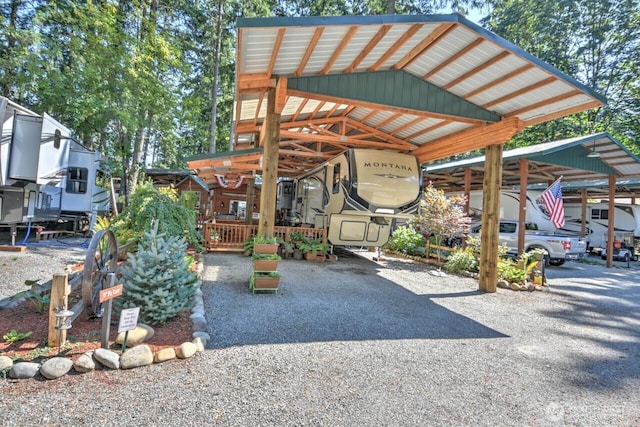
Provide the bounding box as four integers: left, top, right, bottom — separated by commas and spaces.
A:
424, 132, 640, 267
187, 13, 605, 292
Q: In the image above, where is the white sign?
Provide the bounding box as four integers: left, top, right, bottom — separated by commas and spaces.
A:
118, 307, 140, 333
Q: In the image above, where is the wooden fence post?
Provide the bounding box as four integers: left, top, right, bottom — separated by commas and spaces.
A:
48, 273, 70, 347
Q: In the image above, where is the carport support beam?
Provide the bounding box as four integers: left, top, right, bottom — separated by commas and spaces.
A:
257, 86, 280, 238
479, 144, 503, 293
518, 158, 528, 256
606, 175, 615, 268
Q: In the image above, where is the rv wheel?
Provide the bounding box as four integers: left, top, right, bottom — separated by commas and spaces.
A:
549, 259, 565, 266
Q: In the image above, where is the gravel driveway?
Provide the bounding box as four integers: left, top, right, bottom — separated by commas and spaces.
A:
1, 248, 639, 426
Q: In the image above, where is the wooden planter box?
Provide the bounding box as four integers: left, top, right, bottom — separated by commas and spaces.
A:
254, 243, 279, 254
253, 259, 279, 272
305, 252, 326, 263
251, 275, 280, 291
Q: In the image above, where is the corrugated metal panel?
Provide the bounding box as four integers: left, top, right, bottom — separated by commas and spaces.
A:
288, 70, 500, 122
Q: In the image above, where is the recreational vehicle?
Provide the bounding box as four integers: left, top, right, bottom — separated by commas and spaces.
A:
281, 149, 422, 246
562, 203, 640, 251
464, 189, 555, 230
0, 97, 105, 231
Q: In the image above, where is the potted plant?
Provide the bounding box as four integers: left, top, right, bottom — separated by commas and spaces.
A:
252, 252, 281, 272
289, 232, 307, 260
250, 271, 281, 291
298, 239, 331, 262
253, 235, 279, 255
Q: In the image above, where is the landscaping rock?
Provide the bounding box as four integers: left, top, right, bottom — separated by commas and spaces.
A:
9, 362, 41, 379
0, 355, 13, 370
74, 352, 96, 373
40, 357, 73, 380
115, 323, 155, 347
192, 337, 205, 352
510, 282, 522, 291
497, 279, 510, 289
94, 348, 120, 369
192, 331, 211, 342
120, 345, 153, 369
154, 348, 176, 363
176, 342, 197, 359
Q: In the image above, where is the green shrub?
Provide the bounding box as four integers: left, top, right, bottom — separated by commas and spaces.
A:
444, 248, 478, 273
385, 226, 425, 255
115, 222, 198, 325
497, 258, 527, 284
109, 183, 202, 250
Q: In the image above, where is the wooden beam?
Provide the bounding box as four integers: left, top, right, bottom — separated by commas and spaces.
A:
524, 100, 602, 126
285, 89, 492, 125
321, 26, 359, 75
444, 51, 511, 90
465, 64, 534, 99
245, 177, 255, 225
393, 23, 456, 70
482, 77, 557, 110
580, 189, 587, 238
344, 24, 392, 73
369, 24, 423, 71
479, 144, 503, 293
422, 37, 484, 80
505, 90, 582, 118
258, 87, 280, 238
295, 27, 324, 77
518, 158, 528, 256
606, 175, 615, 268
413, 117, 524, 162
267, 28, 286, 77
274, 77, 287, 115
237, 77, 276, 92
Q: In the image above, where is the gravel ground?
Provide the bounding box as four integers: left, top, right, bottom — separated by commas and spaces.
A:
1, 247, 639, 426
0, 237, 89, 300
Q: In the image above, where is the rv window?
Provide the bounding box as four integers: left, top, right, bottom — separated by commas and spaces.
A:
332, 163, 341, 194
592, 209, 608, 220
66, 167, 89, 194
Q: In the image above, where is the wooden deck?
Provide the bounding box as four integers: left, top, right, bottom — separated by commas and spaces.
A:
203, 222, 326, 252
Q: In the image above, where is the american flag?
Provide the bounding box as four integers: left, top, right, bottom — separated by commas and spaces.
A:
541, 178, 565, 229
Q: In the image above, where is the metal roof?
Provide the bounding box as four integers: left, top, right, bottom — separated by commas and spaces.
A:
423, 132, 640, 195
225, 13, 605, 179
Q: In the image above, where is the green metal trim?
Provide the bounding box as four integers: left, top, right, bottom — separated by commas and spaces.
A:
527, 145, 618, 175
288, 70, 500, 123
186, 147, 263, 162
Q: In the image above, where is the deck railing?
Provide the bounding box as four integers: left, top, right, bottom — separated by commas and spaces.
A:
203, 222, 327, 252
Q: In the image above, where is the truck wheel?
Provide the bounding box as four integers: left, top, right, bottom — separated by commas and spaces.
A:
549, 259, 565, 266
624, 253, 630, 263
601, 255, 607, 260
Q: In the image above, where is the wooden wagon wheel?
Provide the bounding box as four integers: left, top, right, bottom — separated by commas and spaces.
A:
82, 229, 118, 317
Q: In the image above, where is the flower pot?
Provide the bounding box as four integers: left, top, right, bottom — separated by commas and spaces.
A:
293, 248, 304, 260
251, 275, 280, 291
254, 243, 279, 254
305, 252, 326, 263
253, 259, 279, 272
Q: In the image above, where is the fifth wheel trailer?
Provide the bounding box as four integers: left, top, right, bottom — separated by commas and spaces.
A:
280, 148, 422, 247
0, 96, 104, 231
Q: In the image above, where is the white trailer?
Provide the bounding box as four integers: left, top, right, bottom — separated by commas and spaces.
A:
0, 97, 104, 231
562, 203, 640, 251
464, 189, 556, 231
283, 149, 422, 246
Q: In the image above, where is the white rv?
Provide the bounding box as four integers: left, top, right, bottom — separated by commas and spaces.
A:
283, 149, 422, 246
0, 97, 104, 229
464, 189, 556, 230
562, 203, 640, 250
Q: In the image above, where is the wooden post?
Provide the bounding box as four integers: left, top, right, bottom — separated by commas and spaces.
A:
517, 158, 528, 256
580, 189, 588, 238
479, 144, 503, 293
48, 273, 70, 347
245, 177, 255, 225
462, 167, 471, 249
606, 175, 615, 268
257, 85, 281, 238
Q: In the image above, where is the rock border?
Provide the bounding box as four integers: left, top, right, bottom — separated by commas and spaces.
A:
1, 262, 209, 381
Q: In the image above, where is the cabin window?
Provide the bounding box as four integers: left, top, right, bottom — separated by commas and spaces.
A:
591, 209, 608, 220
66, 167, 89, 194
332, 163, 341, 194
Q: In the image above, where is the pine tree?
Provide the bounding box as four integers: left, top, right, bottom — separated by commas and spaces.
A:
116, 222, 198, 325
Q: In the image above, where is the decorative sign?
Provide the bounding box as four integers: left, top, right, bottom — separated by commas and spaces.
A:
118, 307, 140, 333
99, 284, 123, 303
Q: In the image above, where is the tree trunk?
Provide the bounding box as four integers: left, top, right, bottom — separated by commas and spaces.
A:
209, 0, 224, 154
387, 0, 395, 14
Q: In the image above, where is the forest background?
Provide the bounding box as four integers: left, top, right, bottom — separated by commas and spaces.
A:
1, 0, 638, 196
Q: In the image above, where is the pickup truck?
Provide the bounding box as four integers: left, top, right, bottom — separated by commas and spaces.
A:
470, 220, 588, 266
